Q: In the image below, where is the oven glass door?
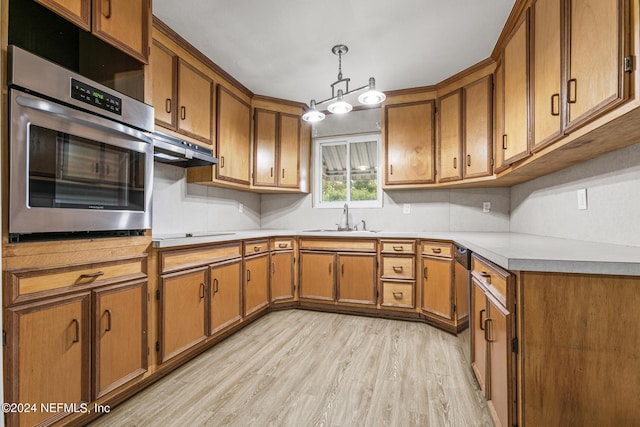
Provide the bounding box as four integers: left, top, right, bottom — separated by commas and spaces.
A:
10, 89, 153, 235
29, 125, 144, 211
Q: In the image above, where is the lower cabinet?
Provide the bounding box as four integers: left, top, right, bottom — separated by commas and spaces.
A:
244, 254, 269, 316
93, 281, 148, 399
159, 267, 208, 363
6, 293, 91, 427
209, 259, 242, 335
470, 254, 516, 427
270, 238, 296, 303
299, 239, 378, 307
379, 239, 417, 310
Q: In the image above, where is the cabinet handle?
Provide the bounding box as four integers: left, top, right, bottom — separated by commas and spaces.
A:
278, 243, 288, 248
180, 106, 186, 120
95, 162, 99, 174
484, 318, 494, 342
392, 266, 404, 272
199, 283, 205, 299
479, 272, 492, 284
282, 169, 285, 179
329, 263, 332, 274
71, 319, 80, 343
390, 164, 393, 175
220, 156, 225, 168
270, 167, 273, 178
104, 309, 112, 332
568, 78, 577, 104
453, 157, 457, 169
551, 93, 560, 116
272, 262, 276, 274
247, 270, 251, 282
392, 245, 403, 251
431, 248, 442, 254
467, 154, 471, 167
213, 278, 219, 293
165, 98, 172, 113
80, 271, 104, 280
341, 263, 345, 276
502, 134, 508, 150
103, 0, 111, 18
254, 246, 262, 252
392, 291, 403, 299
423, 266, 428, 279
479, 308, 486, 331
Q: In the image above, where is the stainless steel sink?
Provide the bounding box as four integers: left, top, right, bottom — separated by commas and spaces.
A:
302, 229, 379, 233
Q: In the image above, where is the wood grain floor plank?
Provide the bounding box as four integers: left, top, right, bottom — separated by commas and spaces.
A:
89, 310, 493, 427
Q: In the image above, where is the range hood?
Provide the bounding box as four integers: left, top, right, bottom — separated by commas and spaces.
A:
152, 131, 218, 168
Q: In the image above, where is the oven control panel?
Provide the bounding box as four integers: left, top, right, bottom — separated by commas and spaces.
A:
71, 78, 122, 115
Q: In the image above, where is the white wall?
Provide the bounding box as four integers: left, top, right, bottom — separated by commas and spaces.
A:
152, 163, 261, 235
260, 187, 510, 232
510, 142, 640, 246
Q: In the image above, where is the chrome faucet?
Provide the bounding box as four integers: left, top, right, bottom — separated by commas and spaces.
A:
339, 203, 350, 231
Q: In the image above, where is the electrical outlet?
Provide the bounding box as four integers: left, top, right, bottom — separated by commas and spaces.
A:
239, 203, 244, 213
483, 202, 491, 213
577, 189, 587, 210
403, 203, 411, 214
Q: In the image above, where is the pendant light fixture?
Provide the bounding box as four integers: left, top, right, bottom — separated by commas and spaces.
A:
302, 44, 386, 123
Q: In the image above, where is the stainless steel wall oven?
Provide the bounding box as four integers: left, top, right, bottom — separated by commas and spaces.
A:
8, 46, 154, 241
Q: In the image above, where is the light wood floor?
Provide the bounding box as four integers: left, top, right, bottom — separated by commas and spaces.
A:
90, 310, 493, 427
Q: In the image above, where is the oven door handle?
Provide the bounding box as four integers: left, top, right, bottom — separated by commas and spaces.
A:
16, 95, 152, 145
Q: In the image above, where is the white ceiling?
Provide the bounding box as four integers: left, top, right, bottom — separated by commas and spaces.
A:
153, 0, 516, 105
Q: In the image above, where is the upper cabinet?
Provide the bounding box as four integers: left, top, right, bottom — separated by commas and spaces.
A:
437, 90, 463, 182
498, 12, 530, 170
216, 86, 252, 186
384, 99, 436, 187
253, 109, 301, 189
36, 0, 151, 63
531, 0, 630, 151
150, 40, 214, 146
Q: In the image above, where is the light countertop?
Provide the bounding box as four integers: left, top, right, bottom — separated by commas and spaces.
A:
152, 230, 640, 276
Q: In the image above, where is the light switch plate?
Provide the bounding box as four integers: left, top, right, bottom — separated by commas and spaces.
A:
403, 203, 411, 214
577, 188, 587, 210
483, 202, 491, 213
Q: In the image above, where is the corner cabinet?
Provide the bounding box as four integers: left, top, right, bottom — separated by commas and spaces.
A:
36, 0, 151, 63
383, 99, 436, 186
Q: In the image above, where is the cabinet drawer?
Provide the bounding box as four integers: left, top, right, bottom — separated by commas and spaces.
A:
471, 255, 511, 306
244, 240, 269, 256
381, 256, 415, 279
380, 240, 416, 254
271, 238, 294, 251
381, 282, 415, 308
160, 243, 241, 273
421, 241, 453, 258
299, 239, 376, 252
6, 255, 147, 305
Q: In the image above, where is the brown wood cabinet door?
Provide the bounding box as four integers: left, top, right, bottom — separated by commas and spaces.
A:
210, 260, 242, 335
150, 41, 177, 130
463, 75, 493, 178
92, 0, 150, 63
500, 13, 529, 168
454, 261, 469, 322
278, 113, 301, 188
566, 0, 629, 132
93, 281, 147, 399
421, 256, 454, 320
6, 293, 91, 427
531, 0, 562, 150
36, 0, 91, 30
159, 267, 207, 363
486, 293, 515, 427
253, 109, 278, 187
271, 251, 295, 302
438, 90, 463, 182
337, 253, 377, 305
244, 254, 269, 317
177, 60, 214, 145
299, 252, 335, 301
217, 86, 251, 185
384, 100, 435, 185
470, 279, 488, 395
